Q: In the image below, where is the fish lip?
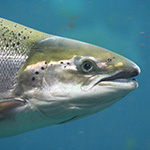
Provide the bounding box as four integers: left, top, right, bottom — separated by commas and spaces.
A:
94, 68, 140, 86
96, 78, 139, 89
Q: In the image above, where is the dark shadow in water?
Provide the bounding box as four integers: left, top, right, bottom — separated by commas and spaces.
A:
57, 15, 82, 34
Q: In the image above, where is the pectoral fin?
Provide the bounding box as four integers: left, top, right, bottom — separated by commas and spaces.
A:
0, 100, 26, 120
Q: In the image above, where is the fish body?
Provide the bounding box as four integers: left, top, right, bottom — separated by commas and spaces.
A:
0, 18, 140, 138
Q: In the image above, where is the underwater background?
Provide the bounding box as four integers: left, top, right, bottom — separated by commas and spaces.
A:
0, 0, 149, 150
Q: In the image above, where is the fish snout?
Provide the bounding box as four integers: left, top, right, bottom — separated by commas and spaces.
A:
126, 61, 141, 78
131, 63, 141, 77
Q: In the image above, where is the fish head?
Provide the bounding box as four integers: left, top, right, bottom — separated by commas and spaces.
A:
18, 36, 140, 121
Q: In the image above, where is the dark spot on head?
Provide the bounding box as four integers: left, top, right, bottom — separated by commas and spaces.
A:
23, 36, 26, 39
30, 31, 32, 33
45, 61, 47, 64
2, 34, 4, 36
32, 77, 35, 81
25, 28, 27, 30
107, 58, 112, 62
12, 43, 15, 47
21, 31, 23, 33
35, 71, 39, 75
64, 66, 66, 68
41, 67, 45, 70
18, 33, 21, 36
9, 39, 12, 42
17, 42, 20, 45
15, 48, 17, 51
60, 61, 63, 64
14, 24, 17, 27
10, 31, 13, 35
67, 62, 70, 65
6, 44, 9, 47
27, 36, 29, 39
4, 38, 6, 41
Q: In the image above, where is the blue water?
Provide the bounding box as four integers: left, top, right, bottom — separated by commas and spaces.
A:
0, 0, 149, 150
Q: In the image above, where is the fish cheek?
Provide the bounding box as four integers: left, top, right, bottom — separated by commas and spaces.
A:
18, 61, 47, 91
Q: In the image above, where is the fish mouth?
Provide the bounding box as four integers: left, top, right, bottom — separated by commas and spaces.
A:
94, 66, 140, 88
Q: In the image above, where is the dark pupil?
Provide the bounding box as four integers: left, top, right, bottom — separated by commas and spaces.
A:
83, 62, 92, 71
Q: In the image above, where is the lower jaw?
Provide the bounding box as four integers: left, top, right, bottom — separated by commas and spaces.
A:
98, 79, 138, 89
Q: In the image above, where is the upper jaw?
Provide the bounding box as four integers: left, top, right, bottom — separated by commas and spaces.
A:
95, 63, 140, 89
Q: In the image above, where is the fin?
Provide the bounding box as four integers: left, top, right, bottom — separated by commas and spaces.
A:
0, 100, 26, 120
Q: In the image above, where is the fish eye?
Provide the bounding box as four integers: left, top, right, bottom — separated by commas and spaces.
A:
81, 61, 93, 72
